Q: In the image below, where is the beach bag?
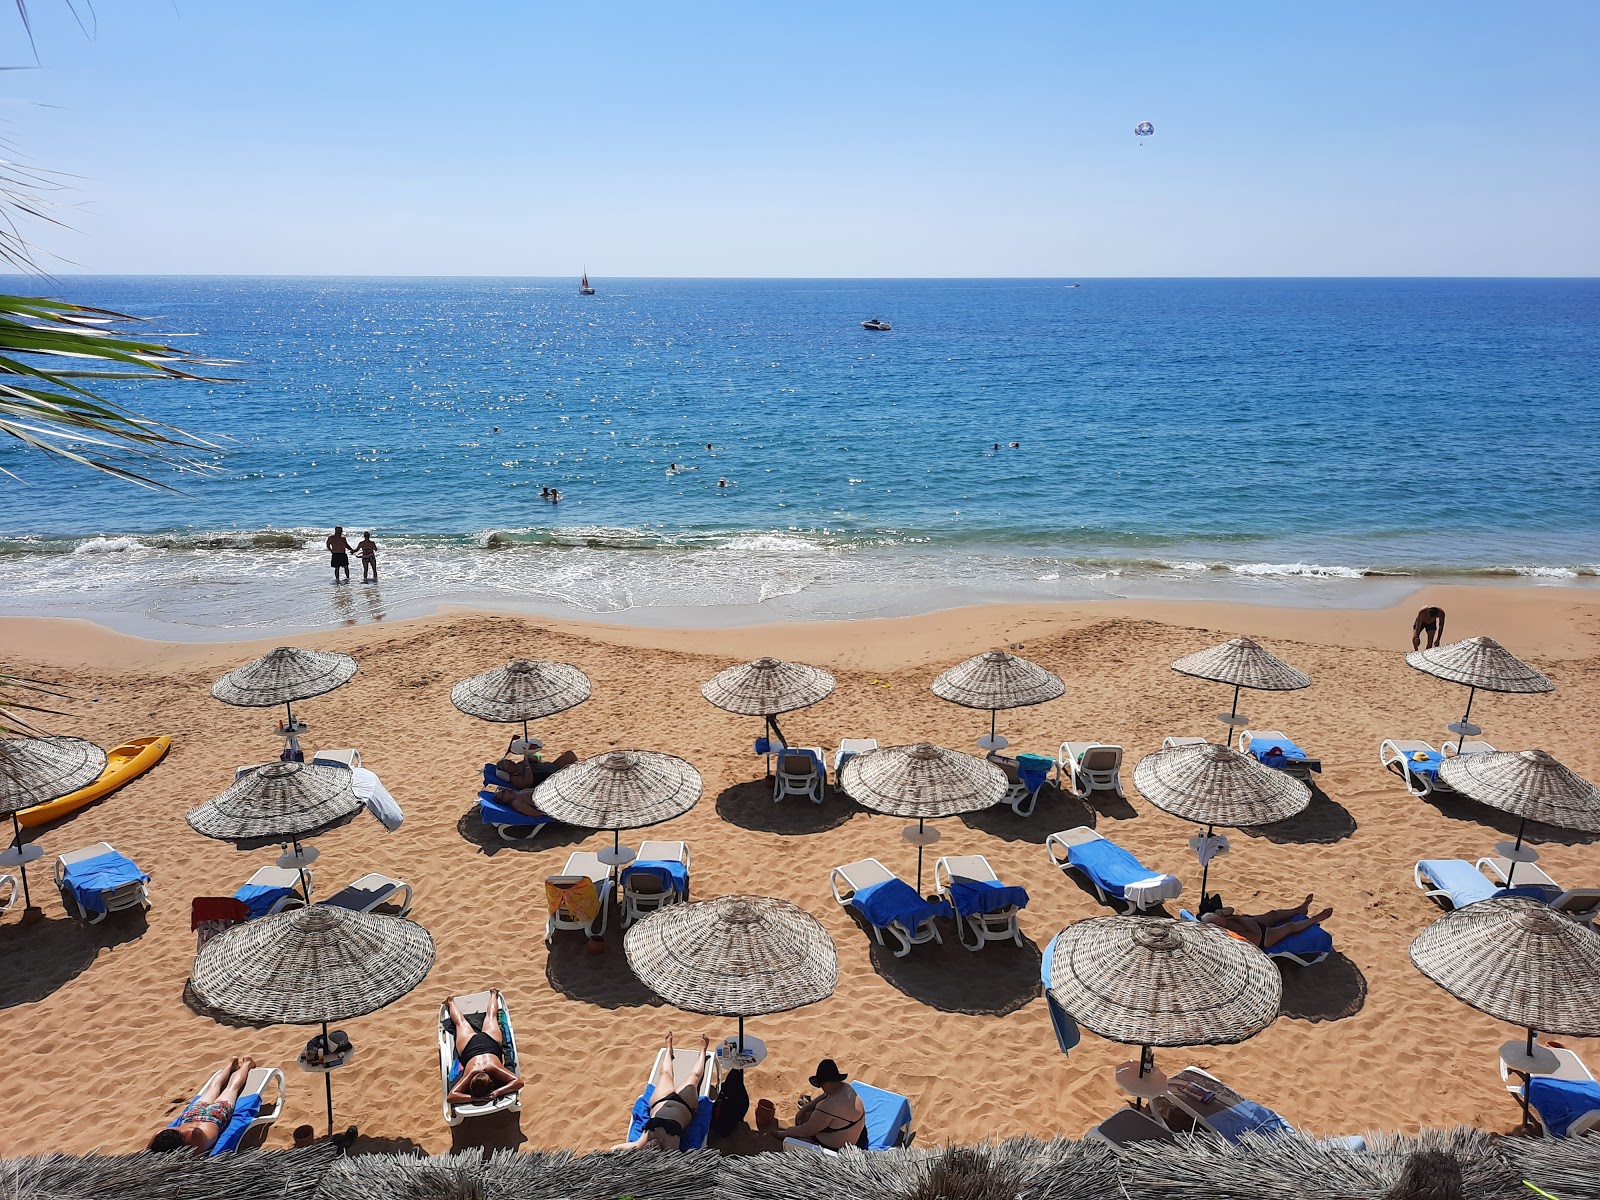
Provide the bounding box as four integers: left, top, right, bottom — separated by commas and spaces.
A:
711, 1067, 750, 1136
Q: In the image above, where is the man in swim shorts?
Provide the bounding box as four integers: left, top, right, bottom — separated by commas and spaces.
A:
325, 526, 352, 583
147, 1056, 256, 1152
1413, 606, 1446, 650
614, 1031, 711, 1152
444, 989, 523, 1107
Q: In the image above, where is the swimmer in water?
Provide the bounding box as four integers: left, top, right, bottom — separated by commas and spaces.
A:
706, 443, 713, 451
540, 487, 550, 499
1009, 441, 1020, 449
718, 478, 728, 488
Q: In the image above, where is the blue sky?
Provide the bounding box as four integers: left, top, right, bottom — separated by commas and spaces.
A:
5, 1, 1597, 276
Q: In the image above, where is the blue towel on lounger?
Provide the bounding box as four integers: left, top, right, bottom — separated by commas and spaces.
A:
167, 1089, 264, 1155
1416, 860, 1552, 909
857, 1081, 913, 1150
63, 849, 147, 914
1179, 908, 1333, 961
232, 882, 296, 919
1526, 1077, 1600, 1138
1248, 738, 1308, 767
851, 878, 948, 932
948, 876, 1029, 918
477, 791, 552, 830
621, 860, 690, 896
1040, 933, 1082, 1055
1016, 753, 1054, 793
1208, 1096, 1293, 1142
627, 1082, 715, 1149
1405, 749, 1444, 780
1066, 837, 1159, 900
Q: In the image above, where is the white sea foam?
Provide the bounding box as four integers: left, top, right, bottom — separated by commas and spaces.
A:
1229, 562, 1365, 579
72, 536, 150, 556
1511, 565, 1579, 578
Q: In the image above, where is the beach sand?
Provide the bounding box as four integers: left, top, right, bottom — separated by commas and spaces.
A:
2, 583, 1598, 1156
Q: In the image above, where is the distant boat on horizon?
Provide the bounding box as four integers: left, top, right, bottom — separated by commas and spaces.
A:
861, 318, 891, 331
1066, 283, 1081, 288
580, 270, 595, 296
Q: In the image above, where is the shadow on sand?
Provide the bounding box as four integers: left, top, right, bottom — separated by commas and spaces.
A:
448, 1110, 527, 1154
1276, 952, 1368, 1023
849, 912, 1041, 1016
959, 786, 1099, 845
1246, 783, 1357, 846
0, 908, 148, 1010
544, 922, 664, 1011
715, 780, 855, 836
454, 809, 589, 857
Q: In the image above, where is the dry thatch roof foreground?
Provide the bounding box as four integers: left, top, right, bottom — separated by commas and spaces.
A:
3, 1131, 1598, 1200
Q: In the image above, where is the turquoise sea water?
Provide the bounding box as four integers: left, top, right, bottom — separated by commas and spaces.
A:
1, 277, 1596, 635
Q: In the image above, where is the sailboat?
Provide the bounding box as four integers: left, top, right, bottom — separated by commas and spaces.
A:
579, 269, 595, 296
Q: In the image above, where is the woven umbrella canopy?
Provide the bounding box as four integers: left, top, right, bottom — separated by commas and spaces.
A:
1411, 895, 1600, 1125
211, 645, 358, 729
701, 657, 834, 774
839, 742, 1007, 890
0, 736, 106, 918
931, 649, 1065, 751
449, 658, 592, 742
534, 749, 701, 866
1171, 637, 1311, 736
625, 893, 838, 1058
1438, 750, 1600, 886
1134, 741, 1310, 907
1407, 636, 1553, 745
1049, 914, 1281, 1110
190, 904, 434, 1135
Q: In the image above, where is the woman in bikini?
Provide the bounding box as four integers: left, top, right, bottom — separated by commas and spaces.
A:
1201, 895, 1333, 950
766, 1059, 867, 1150
147, 1056, 256, 1152
444, 989, 523, 1107
614, 1032, 711, 1152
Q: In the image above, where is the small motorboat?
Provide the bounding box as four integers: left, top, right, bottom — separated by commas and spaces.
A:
1066, 283, 1081, 288
861, 318, 891, 331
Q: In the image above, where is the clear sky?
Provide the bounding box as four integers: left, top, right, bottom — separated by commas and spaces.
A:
5, 1, 1598, 276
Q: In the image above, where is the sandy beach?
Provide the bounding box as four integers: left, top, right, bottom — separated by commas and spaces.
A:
2, 583, 1598, 1157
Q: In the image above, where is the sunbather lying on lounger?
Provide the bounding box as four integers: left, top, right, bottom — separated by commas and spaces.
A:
445, 989, 524, 1106
763, 1058, 868, 1150
495, 739, 578, 790
613, 1031, 711, 1152
148, 1056, 256, 1152
1201, 895, 1333, 950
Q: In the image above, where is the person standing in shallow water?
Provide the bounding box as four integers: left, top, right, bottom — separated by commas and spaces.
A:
356, 531, 379, 583
325, 526, 352, 582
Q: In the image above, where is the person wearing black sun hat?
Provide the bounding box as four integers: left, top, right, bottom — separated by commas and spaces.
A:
762, 1058, 867, 1150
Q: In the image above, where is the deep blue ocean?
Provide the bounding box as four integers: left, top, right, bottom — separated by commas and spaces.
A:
1, 277, 1596, 635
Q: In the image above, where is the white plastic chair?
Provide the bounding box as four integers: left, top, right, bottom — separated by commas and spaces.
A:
55, 841, 149, 923
1057, 742, 1125, 798
834, 738, 878, 776
623, 840, 690, 927
829, 857, 941, 957
439, 991, 521, 1126
986, 755, 1043, 817
934, 854, 1023, 951
319, 873, 413, 916
545, 851, 612, 942
1380, 739, 1448, 797
0, 872, 16, 912
774, 747, 825, 804
311, 748, 362, 770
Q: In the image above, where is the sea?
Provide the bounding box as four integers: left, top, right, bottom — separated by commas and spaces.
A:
1, 276, 1596, 639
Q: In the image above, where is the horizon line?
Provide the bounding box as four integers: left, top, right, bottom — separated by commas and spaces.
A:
4, 273, 1598, 282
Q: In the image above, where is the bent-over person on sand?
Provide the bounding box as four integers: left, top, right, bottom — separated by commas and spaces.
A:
445, 989, 523, 1107
325, 526, 352, 583
1201, 895, 1332, 950
147, 1055, 256, 1152
1413, 605, 1446, 650
763, 1058, 867, 1150
614, 1032, 711, 1152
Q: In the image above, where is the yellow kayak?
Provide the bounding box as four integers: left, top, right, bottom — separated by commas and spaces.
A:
16, 735, 171, 827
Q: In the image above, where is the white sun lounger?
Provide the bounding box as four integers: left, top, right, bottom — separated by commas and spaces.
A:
55, 841, 150, 923
1057, 742, 1126, 798
1238, 730, 1322, 777
834, 738, 878, 775
1087, 1106, 1178, 1147
988, 754, 1045, 817
1499, 1042, 1600, 1138
1478, 857, 1600, 924
439, 990, 521, 1126
830, 857, 942, 957
0, 873, 16, 912
626, 1044, 721, 1149
238, 865, 308, 916
1443, 738, 1498, 757
545, 851, 612, 942
311, 748, 362, 770
775, 746, 825, 804
166, 1065, 286, 1154
622, 840, 690, 927
318, 872, 413, 917
1161, 736, 1207, 750
1380, 739, 1451, 797
934, 854, 1024, 951
1046, 826, 1181, 912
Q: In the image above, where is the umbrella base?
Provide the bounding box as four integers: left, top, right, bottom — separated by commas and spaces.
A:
21, 905, 43, 925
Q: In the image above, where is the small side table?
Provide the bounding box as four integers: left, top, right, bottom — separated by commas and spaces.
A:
717, 1034, 768, 1071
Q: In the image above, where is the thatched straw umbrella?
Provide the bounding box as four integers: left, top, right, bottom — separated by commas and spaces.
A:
701, 657, 834, 775
1133, 741, 1310, 907
1510, 1134, 1600, 1200
1406, 636, 1553, 745
625, 893, 837, 1060
189, 904, 434, 1135
185, 761, 363, 897
316, 1146, 719, 1200
449, 657, 591, 743
0, 1145, 337, 1200
839, 742, 1007, 890
211, 645, 358, 731
1410, 895, 1600, 1126
1438, 749, 1600, 886
1047, 914, 1281, 1111
1116, 1127, 1522, 1200
1170, 637, 1310, 737
534, 749, 701, 871
0, 735, 105, 921
931, 649, 1065, 751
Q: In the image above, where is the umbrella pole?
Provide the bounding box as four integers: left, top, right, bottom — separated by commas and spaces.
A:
1197, 824, 1215, 910
1520, 1027, 1537, 1127
322, 1020, 335, 1136
285, 700, 295, 731
1505, 817, 1528, 889
523, 719, 530, 743
1458, 687, 1477, 746
990, 709, 997, 744
294, 837, 312, 901
737, 1015, 746, 1058
9, 812, 34, 916
1134, 1044, 1153, 1113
